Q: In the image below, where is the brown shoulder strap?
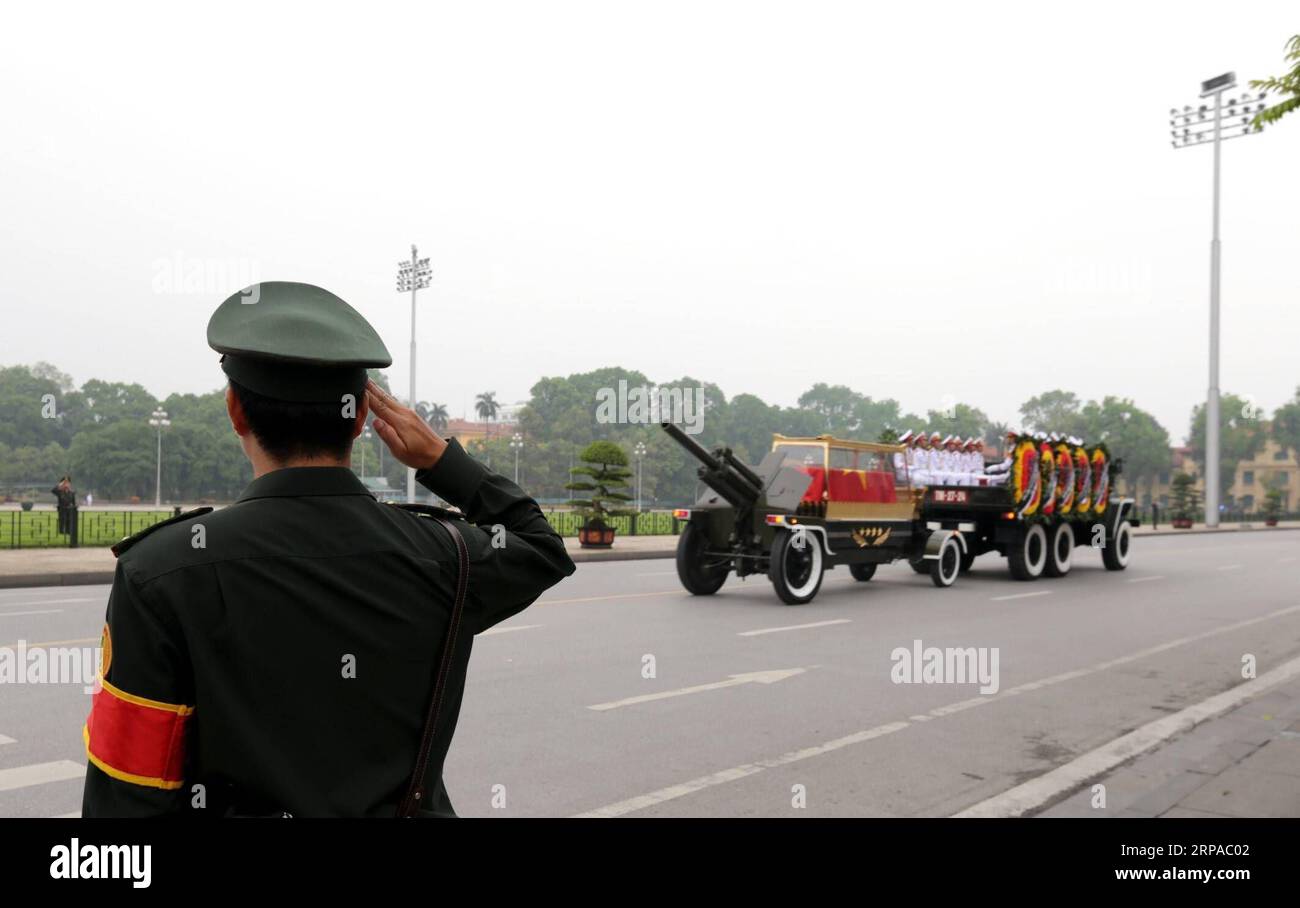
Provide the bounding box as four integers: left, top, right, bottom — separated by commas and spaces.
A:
396, 516, 470, 818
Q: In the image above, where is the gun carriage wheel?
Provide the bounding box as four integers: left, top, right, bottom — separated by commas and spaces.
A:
769, 528, 824, 605
675, 522, 729, 595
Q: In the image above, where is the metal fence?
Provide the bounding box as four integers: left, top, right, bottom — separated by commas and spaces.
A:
541, 510, 683, 538
0, 509, 179, 549
0, 507, 682, 548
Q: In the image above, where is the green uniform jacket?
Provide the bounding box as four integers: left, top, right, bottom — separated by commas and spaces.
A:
81, 439, 574, 817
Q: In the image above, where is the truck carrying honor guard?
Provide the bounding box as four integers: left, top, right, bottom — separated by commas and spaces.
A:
663, 423, 1138, 605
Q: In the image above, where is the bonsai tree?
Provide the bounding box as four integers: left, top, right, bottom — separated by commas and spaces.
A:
1169, 473, 1201, 525
565, 440, 633, 527
1262, 485, 1284, 525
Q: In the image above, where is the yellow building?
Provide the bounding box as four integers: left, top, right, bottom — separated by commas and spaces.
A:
1147, 428, 1296, 514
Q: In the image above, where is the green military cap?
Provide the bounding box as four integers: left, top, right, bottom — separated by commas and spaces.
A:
207, 281, 392, 402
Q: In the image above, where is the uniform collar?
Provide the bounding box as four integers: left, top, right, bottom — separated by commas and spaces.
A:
236, 466, 372, 503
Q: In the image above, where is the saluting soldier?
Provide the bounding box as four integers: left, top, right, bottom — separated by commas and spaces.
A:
82, 281, 575, 817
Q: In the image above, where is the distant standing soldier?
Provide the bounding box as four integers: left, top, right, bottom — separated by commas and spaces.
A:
82, 281, 575, 817
51, 476, 75, 534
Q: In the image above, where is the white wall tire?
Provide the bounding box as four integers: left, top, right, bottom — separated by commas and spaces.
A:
1044, 521, 1074, 578
930, 536, 961, 588
1008, 523, 1048, 581
1102, 521, 1132, 571
769, 529, 825, 605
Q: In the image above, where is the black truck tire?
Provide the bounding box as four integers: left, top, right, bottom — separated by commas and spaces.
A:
675, 522, 729, 595
1101, 520, 1132, 571
849, 563, 878, 582
930, 536, 962, 588
909, 558, 930, 574
769, 529, 824, 605
1044, 521, 1074, 578
1007, 523, 1048, 581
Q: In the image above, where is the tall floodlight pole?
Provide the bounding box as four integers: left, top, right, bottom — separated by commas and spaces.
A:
634, 441, 647, 512
148, 408, 170, 507
396, 245, 432, 502
1169, 74, 1267, 527
510, 432, 524, 483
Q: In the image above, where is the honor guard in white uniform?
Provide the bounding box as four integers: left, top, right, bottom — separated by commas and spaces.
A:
894, 430, 913, 482
985, 430, 1017, 486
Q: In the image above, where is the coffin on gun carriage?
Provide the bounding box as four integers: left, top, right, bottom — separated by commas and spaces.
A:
665, 423, 1138, 605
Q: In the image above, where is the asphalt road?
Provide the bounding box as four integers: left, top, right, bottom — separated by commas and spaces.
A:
1, 531, 1297, 818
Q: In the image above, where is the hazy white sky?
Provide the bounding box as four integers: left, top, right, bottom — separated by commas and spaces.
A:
1, 1, 1295, 443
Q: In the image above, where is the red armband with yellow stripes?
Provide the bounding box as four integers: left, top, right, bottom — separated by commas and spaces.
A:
84, 679, 193, 790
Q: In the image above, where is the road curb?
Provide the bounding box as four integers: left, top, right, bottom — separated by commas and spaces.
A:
0, 571, 116, 590
1136, 524, 1300, 537
0, 524, 1294, 589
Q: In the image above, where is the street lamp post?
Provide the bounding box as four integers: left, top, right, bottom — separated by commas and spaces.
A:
634, 441, 647, 513
396, 245, 432, 503
148, 408, 170, 507
1169, 74, 1268, 527
510, 432, 524, 484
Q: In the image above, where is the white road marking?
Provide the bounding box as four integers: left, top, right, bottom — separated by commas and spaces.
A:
0, 598, 98, 608
573, 722, 910, 818
955, 651, 1300, 817
541, 590, 676, 606
0, 609, 63, 618
738, 619, 851, 637
588, 668, 808, 711
634, 571, 678, 577
479, 624, 543, 637
0, 733, 15, 745
574, 603, 1300, 817
0, 761, 85, 792
49, 811, 81, 819
1217, 564, 1242, 571
990, 591, 1053, 602
1280, 557, 1296, 564
1126, 575, 1165, 584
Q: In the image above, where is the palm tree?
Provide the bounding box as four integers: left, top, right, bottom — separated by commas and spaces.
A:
985, 421, 1011, 458
416, 402, 449, 433
475, 392, 499, 440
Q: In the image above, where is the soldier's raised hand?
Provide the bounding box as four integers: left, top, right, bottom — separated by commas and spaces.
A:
366, 379, 448, 470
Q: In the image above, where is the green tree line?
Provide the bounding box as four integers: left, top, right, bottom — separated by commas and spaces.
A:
3, 361, 1296, 506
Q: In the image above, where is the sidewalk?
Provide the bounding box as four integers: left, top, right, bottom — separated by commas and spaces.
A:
1038, 672, 1300, 818
0, 532, 684, 588
1, 520, 1296, 590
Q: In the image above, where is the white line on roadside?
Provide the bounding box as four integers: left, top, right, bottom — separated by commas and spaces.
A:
0, 761, 85, 793
1126, 575, 1166, 584
573, 603, 1300, 817
541, 590, 676, 606
1217, 564, 1242, 571
479, 624, 543, 637
990, 591, 1053, 602
0, 598, 99, 608
738, 619, 852, 637
0, 734, 15, 745
49, 812, 80, 819
0, 609, 63, 618
588, 668, 807, 711
955, 652, 1300, 817
634, 571, 678, 577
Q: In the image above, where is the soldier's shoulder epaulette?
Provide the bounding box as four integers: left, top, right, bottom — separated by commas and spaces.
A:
111, 507, 214, 558
386, 502, 464, 522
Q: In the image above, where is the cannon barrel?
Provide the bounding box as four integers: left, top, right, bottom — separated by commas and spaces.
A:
661, 422, 763, 508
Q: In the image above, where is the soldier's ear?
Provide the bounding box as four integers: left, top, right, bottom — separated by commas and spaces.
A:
226, 385, 252, 437
351, 395, 369, 441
